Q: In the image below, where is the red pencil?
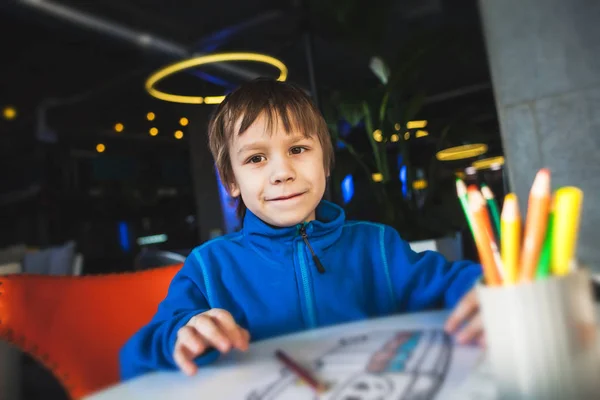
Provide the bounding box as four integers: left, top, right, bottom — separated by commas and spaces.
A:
275, 349, 328, 393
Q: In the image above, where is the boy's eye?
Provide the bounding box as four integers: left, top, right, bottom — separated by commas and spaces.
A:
248, 155, 265, 164
290, 146, 306, 155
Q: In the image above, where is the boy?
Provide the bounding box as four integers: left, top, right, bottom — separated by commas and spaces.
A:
119, 78, 483, 380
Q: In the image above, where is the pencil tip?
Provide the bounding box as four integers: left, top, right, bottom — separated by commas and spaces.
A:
532, 168, 551, 194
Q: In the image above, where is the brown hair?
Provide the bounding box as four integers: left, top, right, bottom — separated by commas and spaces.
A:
208, 78, 334, 220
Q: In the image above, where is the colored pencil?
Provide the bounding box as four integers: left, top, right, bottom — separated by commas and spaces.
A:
481, 184, 502, 241
468, 185, 505, 282
456, 179, 475, 236
519, 169, 551, 281
468, 189, 502, 286
551, 187, 583, 276
275, 349, 328, 393
501, 193, 521, 284
535, 198, 555, 279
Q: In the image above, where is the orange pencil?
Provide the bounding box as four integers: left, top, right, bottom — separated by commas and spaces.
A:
468, 186, 497, 249
519, 168, 551, 281
468, 185, 504, 282
468, 190, 502, 286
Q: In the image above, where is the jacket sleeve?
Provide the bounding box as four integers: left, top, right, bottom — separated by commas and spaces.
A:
383, 225, 482, 312
119, 250, 220, 381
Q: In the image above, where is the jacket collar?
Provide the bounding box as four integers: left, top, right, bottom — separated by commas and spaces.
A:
241, 200, 345, 259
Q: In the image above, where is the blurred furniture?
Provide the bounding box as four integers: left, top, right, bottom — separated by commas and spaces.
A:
22, 241, 83, 276
0, 241, 83, 399
133, 249, 186, 271
409, 233, 464, 261
0, 263, 182, 399
0, 261, 22, 400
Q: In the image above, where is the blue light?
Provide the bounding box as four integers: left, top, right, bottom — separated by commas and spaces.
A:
399, 165, 408, 197
216, 169, 240, 233
339, 119, 352, 137
118, 221, 130, 252
341, 174, 355, 204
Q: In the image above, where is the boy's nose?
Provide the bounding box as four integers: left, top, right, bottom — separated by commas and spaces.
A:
270, 158, 296, 184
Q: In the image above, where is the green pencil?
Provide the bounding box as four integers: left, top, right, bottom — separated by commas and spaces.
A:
456, 178, 475, 237
481, 184, 501, 241
535, 211, 554, 279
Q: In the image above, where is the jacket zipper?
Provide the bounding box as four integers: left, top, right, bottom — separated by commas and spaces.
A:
299, 226, 326, 273
297, 241, 317, 328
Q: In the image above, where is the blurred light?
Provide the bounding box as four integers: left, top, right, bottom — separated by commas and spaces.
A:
412, 179, 428, 190
372, 173, 383, 182
415, 130, 429, 138
465, 166, 477, 175
114, 123, 124, 132
2, 106, 17, 120
399, 165, 408, 196
472, 156, 505, 170
118, 222, 130, 252
372, 129, 383, 142
179, 117, 189, 126
390, 134, 400, 142
339, 119, 352, 137
174, 130, 184, 139
204, 96, 226, 105
149, 127, 159, 136
407, 120, 428, 129
137, 234, 168, 246
404, 132, 410, 140
145, 52, 288, 104
146, 112, 156, 121
455, 171, 466, 179
96, 143, 106, 153
436, 144, 488, 161
394, 123, 401, 131
216, 166, 240, 234
341, 174, 354, 204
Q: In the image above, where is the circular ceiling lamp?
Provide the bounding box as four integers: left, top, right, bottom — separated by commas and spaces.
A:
435, 144, 488, 161
472, 156, 505, 170
145, 52, 288, 105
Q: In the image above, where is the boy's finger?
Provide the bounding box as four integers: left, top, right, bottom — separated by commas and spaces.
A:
206, 309, 246, 350
173, 342, 199, 376
236, 327, 250, 351
444, 289, 478, 333
177, 325, 208, 355
193, 315, 232, 353
478, 335, 486, 348
242, 328, 250, 344
456, 314, 484, 344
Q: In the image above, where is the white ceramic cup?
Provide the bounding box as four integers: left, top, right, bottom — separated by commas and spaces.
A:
477, 268, 600, 399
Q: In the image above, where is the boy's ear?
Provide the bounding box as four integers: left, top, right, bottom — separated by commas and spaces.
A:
229, 181, 240, 198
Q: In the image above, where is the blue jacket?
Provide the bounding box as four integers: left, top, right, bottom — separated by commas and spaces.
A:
119, 200, 481, 380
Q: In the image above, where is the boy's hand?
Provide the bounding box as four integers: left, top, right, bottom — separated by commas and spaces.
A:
173, 308, 250, 376
444, 288, 485, 346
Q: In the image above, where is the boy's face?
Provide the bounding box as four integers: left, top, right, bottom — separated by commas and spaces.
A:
228, 113, 327, 227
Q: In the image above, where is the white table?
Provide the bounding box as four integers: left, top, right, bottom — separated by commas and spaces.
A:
85, 310, 500, 400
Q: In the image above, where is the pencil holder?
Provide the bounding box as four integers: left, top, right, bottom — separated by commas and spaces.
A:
476, 268, 600, 400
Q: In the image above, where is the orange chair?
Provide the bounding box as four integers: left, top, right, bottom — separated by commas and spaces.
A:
0, 264, 182, 399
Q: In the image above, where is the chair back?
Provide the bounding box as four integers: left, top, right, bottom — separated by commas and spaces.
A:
0, 264, 182, 399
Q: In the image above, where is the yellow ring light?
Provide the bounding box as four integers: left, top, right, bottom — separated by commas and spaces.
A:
145, 52, 288, 105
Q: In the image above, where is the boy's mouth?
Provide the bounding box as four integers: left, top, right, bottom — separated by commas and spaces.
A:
267, 192, 306, 202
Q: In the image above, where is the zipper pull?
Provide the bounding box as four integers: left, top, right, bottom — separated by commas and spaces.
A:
299, 226, 326, 274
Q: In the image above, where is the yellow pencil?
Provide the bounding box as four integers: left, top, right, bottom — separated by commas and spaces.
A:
501, 193, 521, 284
551, 187, 583, 276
